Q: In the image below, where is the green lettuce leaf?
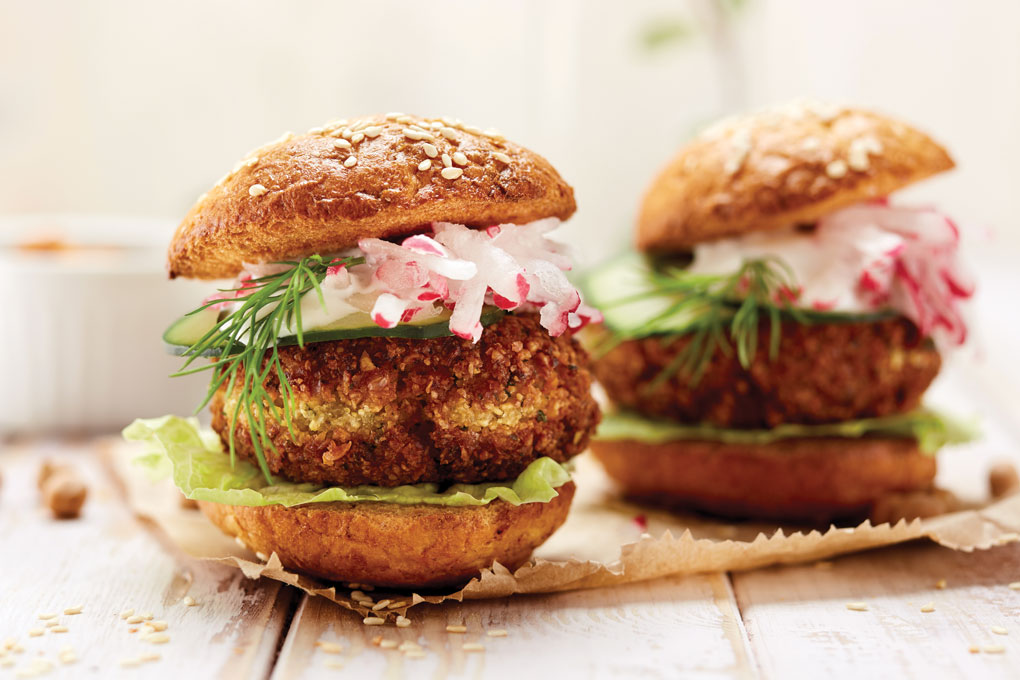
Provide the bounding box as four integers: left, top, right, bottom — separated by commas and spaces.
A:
596, 408, 976, 454
122, 416, 570, 508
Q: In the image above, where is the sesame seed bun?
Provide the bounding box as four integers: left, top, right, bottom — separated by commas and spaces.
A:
590, 437, 935, 524
197, 481, 575, 589
637, 101, 955, 252
169, 114, 576, 280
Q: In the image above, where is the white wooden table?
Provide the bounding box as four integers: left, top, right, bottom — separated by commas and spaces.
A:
2, 254, 1018, 679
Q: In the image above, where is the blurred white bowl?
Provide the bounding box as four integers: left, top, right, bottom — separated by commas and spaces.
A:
0, 215, 214, 434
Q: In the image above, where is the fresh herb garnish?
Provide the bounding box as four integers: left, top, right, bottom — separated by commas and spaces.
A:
172, 254, 364, 482
596, 257, 808, 386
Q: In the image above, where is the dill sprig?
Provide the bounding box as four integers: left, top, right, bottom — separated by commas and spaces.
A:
172, 254, 364, 482
600, 257, 808, 386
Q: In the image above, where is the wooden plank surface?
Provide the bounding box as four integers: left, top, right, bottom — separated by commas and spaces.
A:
0, 439, 291, 679
271, 573, 756, 680
732, 541, 1020, 680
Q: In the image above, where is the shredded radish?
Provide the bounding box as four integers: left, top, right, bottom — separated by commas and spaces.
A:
688, 201, 974, 346
220, 219, 601, 342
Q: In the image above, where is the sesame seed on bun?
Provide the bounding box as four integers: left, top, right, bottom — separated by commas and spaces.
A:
168, 114, 576, 280
637, 100, 955, 252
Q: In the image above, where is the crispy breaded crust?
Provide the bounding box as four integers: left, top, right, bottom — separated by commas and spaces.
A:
590, 317, 940, 428
638, 101, 954, 251
212, 314, 600, 486
198, 481, 575, 589
591, 437, 934, 524
169, 114, 576, 279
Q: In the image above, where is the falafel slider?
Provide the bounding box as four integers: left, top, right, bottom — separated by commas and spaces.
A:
125, 114, 601, 589
583, 101, 974, 524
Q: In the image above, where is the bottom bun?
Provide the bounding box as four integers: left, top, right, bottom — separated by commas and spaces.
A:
591, 437, 935, 524
198, 481, 575, 590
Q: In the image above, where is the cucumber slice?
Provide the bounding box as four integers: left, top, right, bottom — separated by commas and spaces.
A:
164, 306, 507, 356
163, 306, 222, 357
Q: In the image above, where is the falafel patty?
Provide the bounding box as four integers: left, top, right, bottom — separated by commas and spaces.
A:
211, 314, 600, 486
592, 317, 940, 428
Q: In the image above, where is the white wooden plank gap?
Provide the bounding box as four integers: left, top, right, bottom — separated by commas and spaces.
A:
271, 573, 757, 680
732, 541, 1020, 680
0, 442, 291, 679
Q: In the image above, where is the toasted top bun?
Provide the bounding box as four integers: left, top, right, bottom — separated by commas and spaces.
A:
168, 114, 576, 279
637, 100, 955, 252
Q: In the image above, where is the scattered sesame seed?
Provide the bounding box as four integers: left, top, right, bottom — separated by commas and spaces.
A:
145, 633, 170, 644
405, 650, 426, 659
341, 128, 354, 140
333, 139, 352, 149
308, 126, 326, 135
146, 621, 168, 632
464, 125, 482, 135
422, 143, 439, 158
49, 626, 68, 634
364, 126, 383, 138
445, 625, 467, 633
2, 639, 14, 651
37, 614, 57, 621
255, 552, 268, 562
936, 579, 948, 590
183, 596, 197, 607
452, 151, 468, 166
351, 590, 367, 600
920, 602, 935, 613
363, 617, 385, 626
403, 128, 433, 142
379, 640, 398, 650
385, 112, 405, 120
388, 601, 407, 610
140, 613, 153, 621
395, 616, 411, 628
396, 115, 414, 125
968, 645, 980, 654
372, 600, 391, 611
27, 631, 42, 638
984, 644, 1006, 654
826, 160, 848, 179
482, 129, 505, 141
845, 602, 869, 612
487, 629, 508, 637
120, 657, 142, 668
398, 641, 421, 652
418, 159, 432, 172
325, 661, 345, 670
992, 626, 1009, 635
441, 167, 463, 180
351, 132, 365, 144
10, 644, 22, 654
492, 152, 512, 164
439, 127, 459, 141
248, 184, 268, 197
441, 153, 452, 168
120, 608, 134, 619
462, 643, 485, 652
139, 653, 161, 663
63, 606, 82, 616
58, 647, 76, 665
316, 641, 343, 654
126, 616, 143, 624
0, 659, 12, 669
1009, 582, 1020, 590
801, 137, 821, 151
344, 157, 358, 168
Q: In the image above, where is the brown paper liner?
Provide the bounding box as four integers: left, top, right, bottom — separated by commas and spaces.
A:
105, 440, 1020, 618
